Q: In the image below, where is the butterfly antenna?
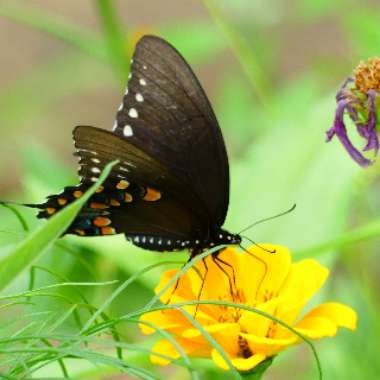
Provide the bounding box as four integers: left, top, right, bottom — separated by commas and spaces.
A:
238, 203, 296, 234
240, 235, 276, 254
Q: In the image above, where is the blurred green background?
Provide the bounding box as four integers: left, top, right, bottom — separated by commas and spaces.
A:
1, 0, 380, 379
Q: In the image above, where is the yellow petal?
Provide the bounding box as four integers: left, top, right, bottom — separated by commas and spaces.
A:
275, 259, 329, 328
241, 332, 297, 356
155, 269, 195, 304
302, 302, 358, 331
181, 323, 240, 355
211, 348, 266, 372
150, 338, 208, 366
139, 310, 187, 335
295, 316, 337, 339
239, 296, 283, 336
237, 245, 292, 305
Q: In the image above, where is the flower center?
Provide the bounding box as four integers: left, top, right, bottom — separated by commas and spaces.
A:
238, 335, 253, 359
354, 57, 380, 94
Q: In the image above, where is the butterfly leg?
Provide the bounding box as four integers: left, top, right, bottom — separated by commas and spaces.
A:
194, 258, 209, 317
212, 253, 237, 301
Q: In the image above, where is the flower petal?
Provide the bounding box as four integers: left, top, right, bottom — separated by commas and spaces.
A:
237, 245, 291, 305
211, 348, 266, 372
150, 338, 208, 366
326, 98, 372, 167
275, 259, 329, 329
301, 302, 357, 331
241, 332, 297, 356
295, 316, 337, 339
239, 296, 283, 336
139, 309, 186, 335
181, 323, 240, 355
155, 269, 196, 304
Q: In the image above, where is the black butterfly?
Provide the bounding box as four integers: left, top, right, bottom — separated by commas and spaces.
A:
30, 35, 241, 258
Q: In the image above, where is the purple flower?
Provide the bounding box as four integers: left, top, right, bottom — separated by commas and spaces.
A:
326, 59, 380, 167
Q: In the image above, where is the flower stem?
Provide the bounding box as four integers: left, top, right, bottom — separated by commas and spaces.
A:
242, 359, 273, 379
295, 217, 380, 258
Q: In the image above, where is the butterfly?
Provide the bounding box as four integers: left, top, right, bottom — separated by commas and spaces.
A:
29, 35, 242, 258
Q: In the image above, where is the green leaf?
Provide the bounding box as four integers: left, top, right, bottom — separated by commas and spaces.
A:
0, 161, 117, 292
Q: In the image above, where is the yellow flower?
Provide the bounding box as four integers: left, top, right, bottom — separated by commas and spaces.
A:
139, 245, 357, 372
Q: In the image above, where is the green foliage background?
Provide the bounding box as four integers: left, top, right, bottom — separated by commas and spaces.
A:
0, 0, 379, 379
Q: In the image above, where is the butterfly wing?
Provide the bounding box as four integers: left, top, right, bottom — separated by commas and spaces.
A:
113, 35, 230, 228
34, 125, 211, 249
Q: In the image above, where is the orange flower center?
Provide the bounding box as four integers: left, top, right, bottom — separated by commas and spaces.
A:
354, 57, 380, 93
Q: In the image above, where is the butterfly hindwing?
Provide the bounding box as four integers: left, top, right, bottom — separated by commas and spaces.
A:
113, 35, 230, 228
74, 126, 209, 242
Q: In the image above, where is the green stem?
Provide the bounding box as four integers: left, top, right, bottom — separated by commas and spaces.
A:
202, 0, 272, 112
241, 359, 273, 379
295, 218, 380, 258
95, 0, 129, 83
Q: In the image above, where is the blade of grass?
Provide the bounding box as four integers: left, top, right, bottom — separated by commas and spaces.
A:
0, 4, 107, 61
95, 0, 129, 83
295, 217, 380, 258
0, 161, 117, 291
202, 0, 272, 112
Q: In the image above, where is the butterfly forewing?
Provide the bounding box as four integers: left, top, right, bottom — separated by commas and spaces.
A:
113, 35, 230, 228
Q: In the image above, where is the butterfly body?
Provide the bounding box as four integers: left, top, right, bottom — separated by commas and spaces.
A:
29, 35, 241, 257
126, 229, 241, 254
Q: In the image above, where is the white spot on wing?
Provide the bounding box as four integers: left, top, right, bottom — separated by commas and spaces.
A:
91, 158, 100, 164
119, 166, 129, 172
135, 93, 144, 102
118, 103, 123, 111
123, 124, 133, 137
112, 121, 117, 131
143, 65, 147, 70
91, 167, 101, 174
125, 88, 129, 95
128, 108, 138, 118
128, 73, 132, 79
90, 177, 99, 182
134, 236, 140, 243
139, 78, 147, 86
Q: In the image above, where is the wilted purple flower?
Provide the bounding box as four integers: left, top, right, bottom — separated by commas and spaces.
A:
326, 58, 380, 167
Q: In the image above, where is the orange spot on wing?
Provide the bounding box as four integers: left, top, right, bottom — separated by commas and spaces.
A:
96, 186, 104, 193
46, 207, 56, 215
110, 199, 121, 206
57, 198, 67, 206
90, 202, 108, 209
116, 180, 129, 189
143, 187, 161, 201
93, 217, 111, 227
73, 190, 83, 198
124, 193, 133, 202
101, 227, 116, 235
75, 229, 86, 236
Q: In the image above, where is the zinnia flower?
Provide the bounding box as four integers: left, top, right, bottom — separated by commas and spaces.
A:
326, 58, 380, 167
139, 245, 357, 373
